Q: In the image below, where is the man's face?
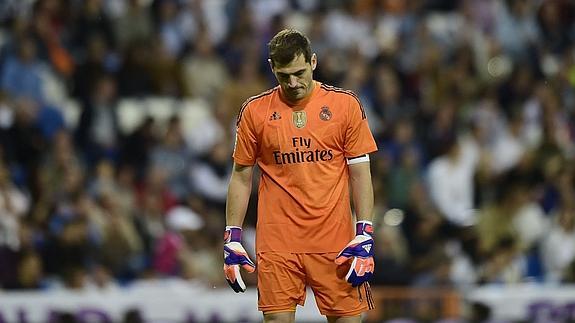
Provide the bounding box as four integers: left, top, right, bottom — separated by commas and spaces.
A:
270, 53, 316, 103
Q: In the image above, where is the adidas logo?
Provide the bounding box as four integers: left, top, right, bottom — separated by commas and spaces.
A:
362, 245, 371, 253
270, 111, 281, 121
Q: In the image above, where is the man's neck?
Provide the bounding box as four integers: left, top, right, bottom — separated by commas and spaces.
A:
283, 81, 316, 106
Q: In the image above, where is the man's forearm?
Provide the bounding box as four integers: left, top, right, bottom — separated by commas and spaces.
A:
226, 163, 254, 227
349, 161, 374, 222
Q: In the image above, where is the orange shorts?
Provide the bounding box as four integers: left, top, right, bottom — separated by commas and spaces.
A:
256, 252, 370, 317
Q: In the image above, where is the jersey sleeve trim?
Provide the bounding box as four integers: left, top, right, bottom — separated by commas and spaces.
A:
346, 154, 370, 165
233, 157, 256, 166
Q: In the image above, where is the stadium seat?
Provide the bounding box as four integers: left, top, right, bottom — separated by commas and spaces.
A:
144, 97, 177, 124
117, 98, 147, 134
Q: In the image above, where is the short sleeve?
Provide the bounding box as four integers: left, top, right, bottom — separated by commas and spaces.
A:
233, 104, 258, 165
344, 95, 378, 158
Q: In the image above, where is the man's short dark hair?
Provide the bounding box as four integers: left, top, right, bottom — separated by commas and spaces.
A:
268, 29, 312, 67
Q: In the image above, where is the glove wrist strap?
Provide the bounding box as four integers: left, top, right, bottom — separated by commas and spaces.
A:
356, 221, 373, 237
224, 226, 243, 243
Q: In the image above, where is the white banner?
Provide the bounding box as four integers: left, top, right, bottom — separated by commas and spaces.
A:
5, 280, 574, 322
0, 279, 324, 322
466, 284, 575, 322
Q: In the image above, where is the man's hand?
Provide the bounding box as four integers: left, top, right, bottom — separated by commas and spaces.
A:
335, 221, 375, 287
223, 226, 255, 293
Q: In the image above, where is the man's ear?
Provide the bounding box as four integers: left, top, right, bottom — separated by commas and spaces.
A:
311, 53, 317, 71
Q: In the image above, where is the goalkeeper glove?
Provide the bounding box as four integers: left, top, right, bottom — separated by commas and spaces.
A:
223, 226, 255, 293
335, 221, 375, 287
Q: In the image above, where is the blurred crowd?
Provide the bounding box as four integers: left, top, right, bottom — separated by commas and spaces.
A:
0, 0, 574, 296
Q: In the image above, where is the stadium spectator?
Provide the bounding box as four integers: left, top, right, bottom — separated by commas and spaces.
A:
6, 250, 45, 290
71, 35, 113, 102
145, 34, 189, 97
0, 161, 30, 251
113, 0, 153, 52
0, 37, 47, 103
541, 202, 575, 283
70, 0, 115, 53
382, 119, 423, 210
476, 235, 525, 285
2, 98, 46, 190
371, 213, 411, 286
116, 41, 155, 97
189, 139, 232, 212
119, 116, 157, 178
152, 0, 196, 59
152, 205, 204, 277
217, 51, 268, 130
136, 165, 178, 215
95, 189, 144, 282
426, 132, 479, 227
182, 29, 230, 102
149, 115, 192, 200
75, 74, 121, 164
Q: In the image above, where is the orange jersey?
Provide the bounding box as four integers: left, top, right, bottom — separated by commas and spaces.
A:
233, 81, 378, 253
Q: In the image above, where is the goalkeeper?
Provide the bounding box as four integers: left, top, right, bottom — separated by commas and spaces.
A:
224, 28, 377, 323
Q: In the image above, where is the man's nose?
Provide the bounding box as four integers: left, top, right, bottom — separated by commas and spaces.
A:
288, 75, 298, 88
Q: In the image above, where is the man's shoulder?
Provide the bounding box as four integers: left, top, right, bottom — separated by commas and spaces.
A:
318, 83, 366, 118
241, 87, 278, 110
237, 87, 278, 125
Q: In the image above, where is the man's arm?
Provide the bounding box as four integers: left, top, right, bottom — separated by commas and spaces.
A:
226, 163, 254, 226
223, 162, 256, 293
335, 158, 375, 289
348, 160, 374, 222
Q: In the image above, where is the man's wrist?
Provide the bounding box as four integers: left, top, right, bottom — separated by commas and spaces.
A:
225, 226, 243, 243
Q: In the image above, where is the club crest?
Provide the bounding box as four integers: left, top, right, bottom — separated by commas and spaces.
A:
292, 111, 307, 128
319, 106, 332, 121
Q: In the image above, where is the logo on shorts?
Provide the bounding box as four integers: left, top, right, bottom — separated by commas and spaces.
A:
319, 106, 332, 121
292, 111, 307, 128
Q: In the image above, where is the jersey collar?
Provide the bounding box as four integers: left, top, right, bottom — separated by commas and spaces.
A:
279, 81, 321, 109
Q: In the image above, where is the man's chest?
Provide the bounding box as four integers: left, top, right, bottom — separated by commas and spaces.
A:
259, 103, 345, 164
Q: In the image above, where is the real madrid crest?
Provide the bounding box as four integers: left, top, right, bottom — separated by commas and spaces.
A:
319, 106, 332, 121
292, 111, 307, 128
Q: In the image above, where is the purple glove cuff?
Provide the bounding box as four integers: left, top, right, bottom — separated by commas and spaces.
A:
224, 226, 242, 243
